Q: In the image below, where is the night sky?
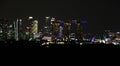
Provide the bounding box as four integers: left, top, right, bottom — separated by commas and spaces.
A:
0, 0, 120, 33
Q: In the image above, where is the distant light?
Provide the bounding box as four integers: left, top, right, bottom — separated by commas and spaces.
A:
9, 25, 13, 28
42, 43, 46, 46
112, 42, 120, 45
48, 40, 51, 42
26, 26, 30, 30
44, 26, 48, 28
33, 20, 38, 23
19, 19, 22, 22
0, 30, 2, 33
80, 43, 83, 45
51, 22, 53, 24
75, 39, 78, 41
51, 17, 55, 22
109, 35, 112, 37
50, 32, 52, 35
29, 38, 33, 41
102, 40, 106, 44
45, 17, 50, 19
28, 16, 33, 19
46, 46, 49, 48
116, 32, 120, 34
105, 38, 110, 41
26, 32, 29, 35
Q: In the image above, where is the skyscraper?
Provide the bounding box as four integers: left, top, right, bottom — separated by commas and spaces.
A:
63, 20, 71, 41
42, 17, 51, 37
14, 19, 19, 41
31, 20, 38, 39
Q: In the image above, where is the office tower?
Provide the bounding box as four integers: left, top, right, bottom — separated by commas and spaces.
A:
80, 20, 88, 34
0, 18, 15, 40
69, 20, 77, 41
45, 17, 50, 26
51, 18, 59, 41
26, 16, 34, 40
76, 20, 82, 40
7, 24, 14, 40
63, 20, 71, 41
0, 19, 5, 40
18, 19, 24, 40
14, 19, 23, 41
31, 20, 38, 34
70, 20, 77, 33
42, 17, 51, 36
41, 17, 52, 41
31, 20, 38, 39
70, 20, 83, 41
14, 19, 19, 41
57, 20, 64, 41
2, 20, 10, 40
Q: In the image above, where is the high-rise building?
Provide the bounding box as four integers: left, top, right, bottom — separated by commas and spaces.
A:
14, 19, 19, 41
42, 17, 52, 36
63, 20, 71, 40
76, 21, 82, 40
51, 19, 83, 41
31, 20, 38, 34
0, 20, 4, 40
57, 20, 64, 41
69, 20, 83, 41
51, 18, 59, 41
7, 24, 14, 40
26, 16, 34, 40
18, 19, 25, 40
1, 19, 8, 40
31, 20, 38, 39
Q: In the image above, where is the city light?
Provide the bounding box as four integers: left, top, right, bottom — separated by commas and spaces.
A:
28, 16, 33, 19
0, 16, 120, 46
19, 19, 22, 22
26, 26, 30, 30
45, 17, 50, 19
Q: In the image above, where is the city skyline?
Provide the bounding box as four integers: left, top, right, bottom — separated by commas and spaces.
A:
0, 16, 120, 33
0, 0, 120, 32
0, 16, 120, 45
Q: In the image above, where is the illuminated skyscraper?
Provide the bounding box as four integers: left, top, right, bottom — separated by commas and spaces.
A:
7, 24, 14, 40
42, 17, 52, 36
31, 20, 38, 39
26, 16, 34, 40
31, 20, 38, 34
69, 20, 83, 41
18, 19, 24, 40
57, 20, 64, 41
51, 18, 59, 41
